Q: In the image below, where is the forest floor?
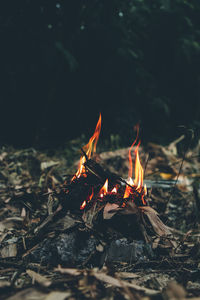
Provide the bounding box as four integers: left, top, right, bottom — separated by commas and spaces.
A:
0, 136, 200, 300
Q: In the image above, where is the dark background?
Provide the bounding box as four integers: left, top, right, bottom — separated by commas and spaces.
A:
0, 0, 200, 148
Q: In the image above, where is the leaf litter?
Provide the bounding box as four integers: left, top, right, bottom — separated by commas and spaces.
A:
0, 139, 200, 299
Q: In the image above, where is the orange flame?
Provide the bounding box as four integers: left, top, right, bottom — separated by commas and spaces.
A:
123, 177, 134, 198
88, 188, 94, 202
80, 188, 94, 210
100, 179, 108, 197
123, 125, 147, 203
83, 113, 102, 159
123, 125, 139, 199
80, 200, 86, 210
73, 113, 101, 180
134, 142, 143, 189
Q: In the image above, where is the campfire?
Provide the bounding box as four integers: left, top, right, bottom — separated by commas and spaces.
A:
71, 114, 147, 211
22, 114, 177, 268
62, 114, 175, 249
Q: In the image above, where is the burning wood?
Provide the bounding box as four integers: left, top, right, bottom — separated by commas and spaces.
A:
62, 114, 176, 251
12, 114, 179, 270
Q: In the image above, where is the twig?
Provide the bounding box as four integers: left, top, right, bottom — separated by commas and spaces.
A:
80, 147, 88, 161
145, 154, 200, 178
144, 153, 150, 178
118, 177, 133, 188
166, 128, 194, 204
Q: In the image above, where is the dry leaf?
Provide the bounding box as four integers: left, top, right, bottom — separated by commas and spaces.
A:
0, 243, 17, 258
55, 265, 82, 276
164, 281, 186, 300
120, 201, 138, 215
93, 271, 159, 295
26, 269, 52, 287
41, 161, 59, 171
117, 272, 139, 279
5, 288, 47, 300
103, 203, 120, 219
160, 172, 176, 180
55, 266, 159, 295
0, 280, 10, 288
140, 206, 177, 248
44, 291, 72, 300
140, 206, 171, 236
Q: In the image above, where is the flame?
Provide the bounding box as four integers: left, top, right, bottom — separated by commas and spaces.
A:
123, 125, 139, 199
134, 142, 143, 189
123, 125, 147, 203
100, 179, 108, 197
123, 177, 134, 198
123, 143, 146, 198
80, 200, 86, 210
80, 188, 94, 210
73, 113, 101, 180
88, 188, 94, 202
83, 113, 102, 159
111, 186, 117, 193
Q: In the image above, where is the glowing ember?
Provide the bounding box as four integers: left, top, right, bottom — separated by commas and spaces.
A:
72, 113, 101, 180
100, 179, 108, 197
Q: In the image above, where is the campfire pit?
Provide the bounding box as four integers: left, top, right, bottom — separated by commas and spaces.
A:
25, 114, 176, 267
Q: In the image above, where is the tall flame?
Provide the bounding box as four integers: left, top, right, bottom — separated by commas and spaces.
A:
83, 113, 102, 159
124, 125, 139, 198
100, 179, 108, 197
73, 113, 101, 179
134, 142, 143, 189
123, 125, 147, 204
123, 142, 146, 202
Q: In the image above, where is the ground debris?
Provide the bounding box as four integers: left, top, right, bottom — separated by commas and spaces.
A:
0, 141, 200, 299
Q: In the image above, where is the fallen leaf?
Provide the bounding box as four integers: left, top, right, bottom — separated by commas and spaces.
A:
140, 206, 170, 236
117, 272, 139, 279
160, 172, 176, 180
26, 269, 52, 287
0, 280, 10, 288
120, 201, 138, 215
140, 206, 177, 248
55, 265, 82, 276
41, 161, 59, 171
0, 243, 17, 258
164, 281, 186, 300
103, 203, 120, 219
93, 271, 159, 295
44, 291, 72, 300
5, 288, 46, 300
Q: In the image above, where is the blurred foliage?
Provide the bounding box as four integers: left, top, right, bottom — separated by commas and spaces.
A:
0, 0, 200, 148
